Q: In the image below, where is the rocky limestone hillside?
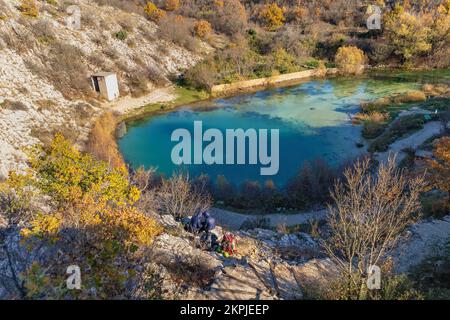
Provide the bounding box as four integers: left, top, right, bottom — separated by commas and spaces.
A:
1, 207, 449, 299
0, 0, 204, 179
128, 214, 450, 300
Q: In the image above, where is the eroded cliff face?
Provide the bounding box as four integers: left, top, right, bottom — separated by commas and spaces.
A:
0, 0, 204, 178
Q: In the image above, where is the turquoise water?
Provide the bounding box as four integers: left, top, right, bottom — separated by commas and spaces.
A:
118, 72, 447, 186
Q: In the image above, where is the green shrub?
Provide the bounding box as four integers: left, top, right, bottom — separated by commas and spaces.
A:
363, 121, 386, 139
114, 30, 128, 41
409, 243, 450, 300
420, 192, 450, 219
240, 216, 270, 230
305, 59, 320, 69
273, 48, 298, 74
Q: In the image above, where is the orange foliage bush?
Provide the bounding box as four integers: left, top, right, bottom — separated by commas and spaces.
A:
426, 136, 450, 194
164, 0, 180, 11
194, 20, 212, 38
293, 6, 309, 20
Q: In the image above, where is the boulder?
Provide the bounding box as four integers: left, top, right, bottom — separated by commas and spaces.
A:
152, 233, 223, 271
272, 263, 303, 300
158, 214, 181, 229
393, 215, 450, 272
291, 258, 339, 297
208, 264, 276, 300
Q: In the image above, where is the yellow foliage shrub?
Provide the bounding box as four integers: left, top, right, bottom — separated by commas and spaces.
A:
384, 8, 432, 64
14, 134, 162, 298
144, 1, 166, 22
30, 133, 138, 207
335, 46, 366, 75
18, 0, 39, 17
259, 3, 286, 31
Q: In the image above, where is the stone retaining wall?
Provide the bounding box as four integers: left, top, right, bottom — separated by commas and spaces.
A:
210, 68, 338, 95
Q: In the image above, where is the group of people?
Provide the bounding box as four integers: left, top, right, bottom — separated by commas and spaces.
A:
185, 211, 236, 257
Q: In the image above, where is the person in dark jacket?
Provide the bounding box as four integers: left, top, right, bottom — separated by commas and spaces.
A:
186, 211, 216, 234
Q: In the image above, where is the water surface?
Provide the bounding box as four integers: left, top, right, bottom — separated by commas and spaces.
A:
118, 71, 448, 186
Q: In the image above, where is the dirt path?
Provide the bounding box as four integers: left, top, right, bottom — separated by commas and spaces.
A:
375, 121, 443, 164
209, 207, 327, 230
106, 86, 176, 115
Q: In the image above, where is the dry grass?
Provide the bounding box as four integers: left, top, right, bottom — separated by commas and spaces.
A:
34, 99, 57, 111
86, 112, 125, 168
0, 100, 28, 111
157, 253, 216, 290
25, 42, 91, 99
235, 236, 261, 260
353, 111, 389, 123
361, 90, 427, 113
392, 90, 427, 104
355, 112, 390, 139
31, 19, 55, 43
276, 245, 319, 261
422, 83, 450, 96
158, 15, 197, 51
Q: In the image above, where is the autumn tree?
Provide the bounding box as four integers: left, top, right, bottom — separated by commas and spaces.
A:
184, 62, 216, 90
259, 3, 286, 31
156, 172, 212, 219
384, 5, 432, 65
2, 134, 162, 299
213, 0, 248, 36
323, 157, 425, 299
159, 14, 196, 50
427, 0, 450, 67
194, 20, 212, 39
335, 46, 367, 75
144, 1, 166, 22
